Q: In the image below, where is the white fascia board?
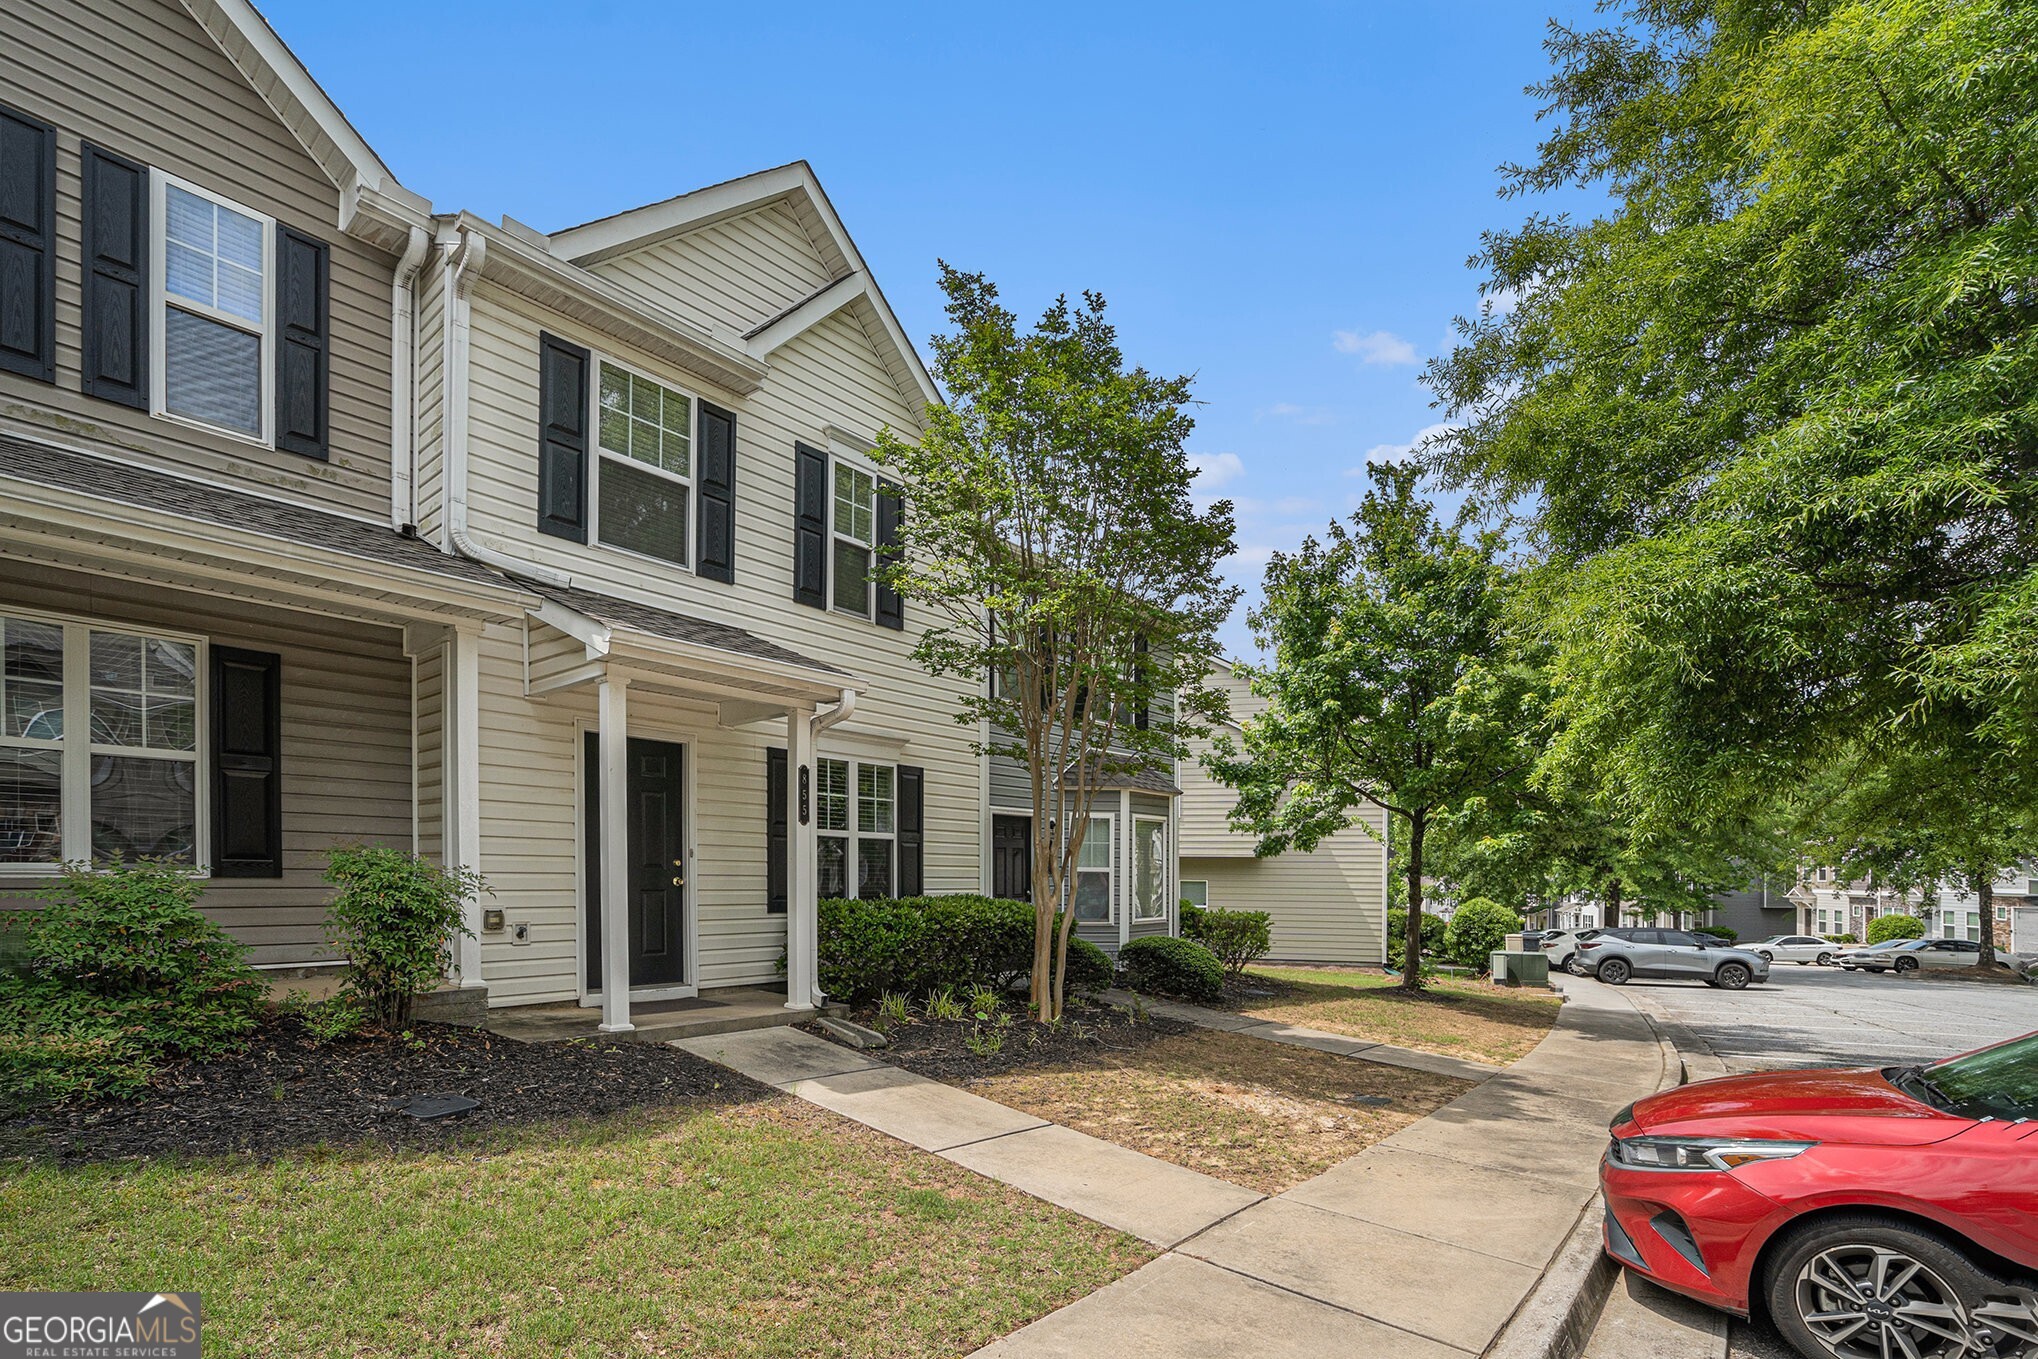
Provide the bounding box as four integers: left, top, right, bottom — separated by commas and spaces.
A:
529, 598, 613, 658
744, 273, 870, 358
456, 214, 768, 394
550, 163, 822, 265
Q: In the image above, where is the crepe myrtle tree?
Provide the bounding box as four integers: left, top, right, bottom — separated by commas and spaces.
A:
1212, 464, 1536, 991
872, 265, 1237, 1021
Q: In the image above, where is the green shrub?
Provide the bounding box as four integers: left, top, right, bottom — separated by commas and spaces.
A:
1387, 907, 1449, 964
1866, 914, 1926, 945
1828, 932, 1859, 944
1694, 924, 1738, 942
1119, 935, 1223, 1002
0, 859, 265, 1104
323, 845, 481, 1027
1181, 904, 1273, 982
1444, 898, 1524, 972
809, 894, 1102, 1004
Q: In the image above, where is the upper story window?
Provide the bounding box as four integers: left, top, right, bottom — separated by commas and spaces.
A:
595, 359, 694, 569
154, 176, 272, 442
832, 463, 876, 616
0, 611, 202, 869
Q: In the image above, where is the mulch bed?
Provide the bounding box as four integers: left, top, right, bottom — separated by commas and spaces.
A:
1906, 964, 2035, 987
811, 998, 1193, 1083
2, 1016, 770, 1166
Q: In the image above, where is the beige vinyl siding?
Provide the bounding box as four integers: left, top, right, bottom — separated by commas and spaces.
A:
435, 202, 979, 1002
412, 264, 447, 539
0, 560, 413, 965
0, 0, 396, 519
1179, 667, 1261, 855
588, 204, 838, 340
412, 643, 444, 864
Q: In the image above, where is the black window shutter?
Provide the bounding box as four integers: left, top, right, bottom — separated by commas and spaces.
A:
211, 646, 283, 878
274, 226, 329, 459
1133, 634, 1151, 731
81, 144, 148, 407
875, 480, 904, 630
0, 104, 55, 383
766, 747, 789, 913
696, 400, 736, 583
537, 332, 590, 542
897, 764, 924, 897
792, 442, 827, 608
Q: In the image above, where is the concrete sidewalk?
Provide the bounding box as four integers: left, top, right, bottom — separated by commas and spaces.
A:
976, 978, 1677, 1358
680, 980, 1675, 1358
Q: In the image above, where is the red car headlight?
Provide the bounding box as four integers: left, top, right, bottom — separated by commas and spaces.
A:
1608, 1135, 1815, 1172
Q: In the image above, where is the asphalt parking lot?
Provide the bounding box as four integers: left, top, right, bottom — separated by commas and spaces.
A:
1613, 960, 2037, 1074
1597, 963, 2038, 1358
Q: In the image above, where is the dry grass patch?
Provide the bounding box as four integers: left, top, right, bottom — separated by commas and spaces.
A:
963, 1028, 1471, 1194
2, 1096, 1150, 1358
1235, 965, 1561, 1066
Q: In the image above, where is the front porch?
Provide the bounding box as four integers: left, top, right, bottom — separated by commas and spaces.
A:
484, 986, 845, 1044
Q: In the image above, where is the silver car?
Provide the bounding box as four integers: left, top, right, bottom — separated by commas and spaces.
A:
1745, 933, 1839, 966
1576, 927, 1771, 989
1834, 937, 1984, 973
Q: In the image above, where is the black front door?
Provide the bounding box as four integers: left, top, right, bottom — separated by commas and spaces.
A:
992, 814, 1032, 902
584, 734, 686, 990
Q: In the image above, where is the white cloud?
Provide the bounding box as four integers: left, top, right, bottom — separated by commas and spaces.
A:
1257, 402, 1337, 427
1332, 329, 1418, 366
1187, 451, 1244, 490
1482, 284, 1523, 317
1355, 420, 1458, 469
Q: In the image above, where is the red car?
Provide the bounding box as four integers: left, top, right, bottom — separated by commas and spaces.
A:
1601, 1030, 2038, 1359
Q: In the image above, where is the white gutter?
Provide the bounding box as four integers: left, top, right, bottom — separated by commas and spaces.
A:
440, 222, 573, 589
389, 225, 431, 533
811, 687, 857, 741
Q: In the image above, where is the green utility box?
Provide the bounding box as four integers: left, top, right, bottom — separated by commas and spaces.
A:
1490, 950, 1550, 987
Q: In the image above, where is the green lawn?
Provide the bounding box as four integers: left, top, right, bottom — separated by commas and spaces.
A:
1236, 965, 1562, 1066
1, 1097, 1148, 1358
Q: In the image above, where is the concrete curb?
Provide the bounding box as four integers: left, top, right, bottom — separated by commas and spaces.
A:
1480, 981, 1692, 1359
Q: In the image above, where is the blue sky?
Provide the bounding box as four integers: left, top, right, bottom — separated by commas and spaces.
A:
267, 0, 1597, 657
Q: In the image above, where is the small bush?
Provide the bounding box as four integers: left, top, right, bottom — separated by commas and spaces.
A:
0, 859, 265, 1104
323, 846, 482, 1027
1828, 932, 1859, 944
1444, 898, 1523, 972
1694, 924, 1738, 942
809, 894, 1100, 1004
1866, 914, 1926, 945
1181, 904, 1272, 982
1061, 936, 1115, 994
1387, 907, 1449, 965
1119, 935, 1223, 1002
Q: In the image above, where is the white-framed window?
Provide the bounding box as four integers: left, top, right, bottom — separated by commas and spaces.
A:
152, 173, 273, 444
831, 460, 877, 617
593, 357, 694, 570
1132, 816, 1168, 922
1072, 813, 1113, 922
0, 611, 205, 870
1181, 879, 1208, 908
816, 756, 894, 899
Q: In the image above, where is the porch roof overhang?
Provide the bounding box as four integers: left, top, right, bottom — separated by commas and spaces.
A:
1060, 758, 1183, 798
0, 430, 534, 625
523, 582, 863, 707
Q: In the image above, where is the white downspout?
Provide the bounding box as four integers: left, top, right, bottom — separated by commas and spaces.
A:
389, 225, 431, 533
810, 687, 857, 741
441, 223, 573, 588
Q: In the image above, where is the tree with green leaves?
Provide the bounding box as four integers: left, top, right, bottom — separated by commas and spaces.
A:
1213, 464, 1535, 990
873, 266, 1237, 1021
1426, 0, 2038, 836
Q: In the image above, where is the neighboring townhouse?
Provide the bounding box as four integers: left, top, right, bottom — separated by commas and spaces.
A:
1176, 660, 1388, 965
1787, 866, 1925, 938
0, 0, 985, 1034
1702, 877, 1794, 941
1920, 864, 2038, 950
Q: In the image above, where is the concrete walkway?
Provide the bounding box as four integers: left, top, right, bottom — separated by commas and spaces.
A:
680, 979, 1675, 1358
1101, 988, 1506, 1082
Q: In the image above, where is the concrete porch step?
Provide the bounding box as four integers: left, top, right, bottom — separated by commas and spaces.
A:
485, 987, 839, 1044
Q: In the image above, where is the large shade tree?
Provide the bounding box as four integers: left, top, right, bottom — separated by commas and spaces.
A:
1426, 0, 2038, 831
1214, 464, 1536, 990
873, 266, 1236, 1020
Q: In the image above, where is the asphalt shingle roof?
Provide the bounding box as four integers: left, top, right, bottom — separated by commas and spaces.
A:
528, 582, 848, 677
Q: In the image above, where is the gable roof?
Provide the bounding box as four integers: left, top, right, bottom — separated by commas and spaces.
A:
176, 0, 431, 243
548, 162, 940, 415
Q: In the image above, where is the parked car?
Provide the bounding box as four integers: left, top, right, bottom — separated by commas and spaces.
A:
1541, 929, 1596, 975
1576, 928, 1771, 989
1835, 937, 1986, 974
1747, 934, 1840, 966
1830, 939, 1910, 971
1602, 1028, 2038, 1359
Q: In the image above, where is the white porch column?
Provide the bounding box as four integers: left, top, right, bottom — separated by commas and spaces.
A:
448, 626, 484, 987
598, 674, 634, 1033
784, 702, 819, 1011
